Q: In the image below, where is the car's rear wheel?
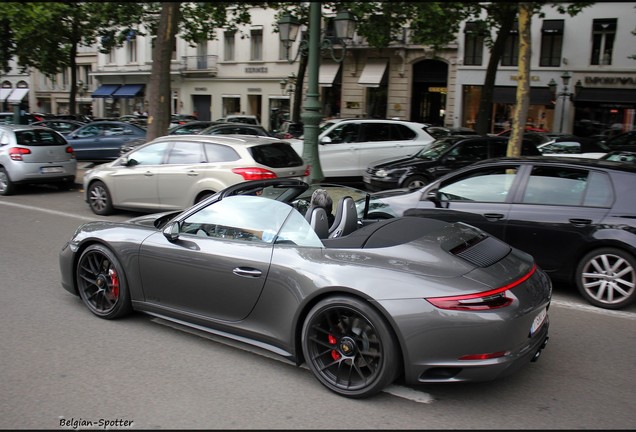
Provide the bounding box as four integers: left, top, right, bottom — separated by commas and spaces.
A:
76, 244, 132, 319
576, 247, 636, 309
87, 180, 114, 215
401, 175, 428, 189
301, 296, 400, 398
0, 167, 15, 196
195, 191, 215, 204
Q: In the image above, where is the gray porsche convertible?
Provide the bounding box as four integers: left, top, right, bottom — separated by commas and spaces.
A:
59, 178, 551, 398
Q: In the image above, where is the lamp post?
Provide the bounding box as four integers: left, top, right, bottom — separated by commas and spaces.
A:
548, 72, 582, 134
278, 5, 356, 183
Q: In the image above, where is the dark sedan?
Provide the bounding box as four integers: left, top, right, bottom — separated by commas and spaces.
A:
31, 119, 85, 136
199, 123, 274, 137
361, 156, 636, 309
364, 136, 540, 191
167, 121, 226, 135
59, 178, 550, 398
65, 121, 147, 161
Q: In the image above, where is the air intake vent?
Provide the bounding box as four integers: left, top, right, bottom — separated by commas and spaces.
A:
453, 236, 511, 267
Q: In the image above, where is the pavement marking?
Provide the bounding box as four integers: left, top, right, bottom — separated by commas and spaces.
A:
550, 298, 636, 320
0, 200, 96, 222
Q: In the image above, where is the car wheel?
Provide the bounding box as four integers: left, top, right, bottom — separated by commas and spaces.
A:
0, 167, 15, 196
76, 244, 132, 319
576, 247, 636, 309
301, 296, 400, 398
87, 180, 114, 215
195, 191, 215, 204
401, 175, 428, 189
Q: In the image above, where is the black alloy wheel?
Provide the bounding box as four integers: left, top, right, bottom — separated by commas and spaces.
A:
76, 244, 132, 319
87, 180, 114, 215
576, 247, 636, 309
301, 296, 400, 398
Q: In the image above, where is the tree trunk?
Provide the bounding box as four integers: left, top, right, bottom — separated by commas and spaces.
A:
292, 53, 307, 123
146, 2, 180, 141
508, 3, 532, 157
474, 6, 517, 135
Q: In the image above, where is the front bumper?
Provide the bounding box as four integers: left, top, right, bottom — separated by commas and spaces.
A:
362, 172, 401, 191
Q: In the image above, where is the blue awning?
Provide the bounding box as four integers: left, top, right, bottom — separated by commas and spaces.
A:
91, 84, 120, 98
112, 84, 145, 98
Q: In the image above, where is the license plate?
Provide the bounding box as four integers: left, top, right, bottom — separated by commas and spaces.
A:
530, 308, 547, 336
41, 166, 64, 174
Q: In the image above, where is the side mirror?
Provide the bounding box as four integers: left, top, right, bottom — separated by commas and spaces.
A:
163, 221, 180, 242
320, 136, 332, 145
424, 189, 445, 209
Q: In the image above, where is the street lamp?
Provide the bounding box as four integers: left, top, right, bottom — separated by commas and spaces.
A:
548, 71, 582, 133
277, 6, 356, 182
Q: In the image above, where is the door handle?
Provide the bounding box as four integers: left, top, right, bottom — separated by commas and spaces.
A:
233, 267, 262, 278
483, 213, 505, 220
144, 171, 154, 177
187, 170, 199, 176
569, 218, 592, 226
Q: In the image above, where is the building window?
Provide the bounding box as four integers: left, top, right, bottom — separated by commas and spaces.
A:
250, 28, 263, 61
539, 20, 563, 67
591, 18, 616, 65
463, 22, 484, 66
127, 37, 137, 63
501, 22, 519, 66
224, 30, 235, 61
107, 47, 115, 64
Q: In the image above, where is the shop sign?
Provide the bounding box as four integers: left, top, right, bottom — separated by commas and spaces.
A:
510, 75, 541, 81
194, 87, 207, 91
428, 87, 447, 93
584, 76, 636, 86
245, 67, 268, 73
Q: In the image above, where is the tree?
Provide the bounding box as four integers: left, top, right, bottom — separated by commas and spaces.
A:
509, 3, 533, 157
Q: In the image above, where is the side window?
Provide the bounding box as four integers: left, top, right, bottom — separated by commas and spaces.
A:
362, 123, 391, 142
127, 142, 170, 166
326, 123, 360, 144
449, 141, 488, 161
583, 171, 613, 207
391, 124, 416, 140
204, 143, 240, 162
78, 125, 102, 138
438, 165, 519, 202
521, 166, 589, 206
167, 142, 206, 164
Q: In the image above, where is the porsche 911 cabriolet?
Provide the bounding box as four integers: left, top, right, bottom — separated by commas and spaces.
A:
59, 178, 551, 398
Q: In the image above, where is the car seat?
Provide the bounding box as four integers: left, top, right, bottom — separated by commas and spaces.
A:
305, 206, 329, 239
328, 196, 358, 238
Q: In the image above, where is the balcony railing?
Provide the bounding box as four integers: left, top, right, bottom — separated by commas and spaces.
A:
180, 55, 218, 76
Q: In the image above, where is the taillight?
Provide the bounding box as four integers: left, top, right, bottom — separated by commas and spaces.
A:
426, 264, 536, 311
303, 165, 310, 177
66, 146, 76, 159
232, 167, 278, 180
458, 351, 508, 361
9, 147, 31, 161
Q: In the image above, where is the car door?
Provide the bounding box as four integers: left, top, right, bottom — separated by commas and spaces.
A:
408, 163, 523, 239
504, 164, 612, 274
66, 124, 105, 160
432, 139, 489, 179
319, 121, 362, 177
138, 196, 293, 321
109, 141, 168, 209
156, 140, 208, 209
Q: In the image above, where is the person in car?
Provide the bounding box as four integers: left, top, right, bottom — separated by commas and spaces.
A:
310, 189, 335, 226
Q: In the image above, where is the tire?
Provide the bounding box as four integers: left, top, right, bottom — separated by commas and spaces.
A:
575, 247, 636, 309
301, 296, 400, 398
76, 244, 132, 319
0, 167, 15, 196
195, 191, 215, 204
401, 175, 428, 190
87, 180, 114, 215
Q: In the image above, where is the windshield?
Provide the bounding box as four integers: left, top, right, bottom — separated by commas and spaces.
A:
413, 137, 459, 160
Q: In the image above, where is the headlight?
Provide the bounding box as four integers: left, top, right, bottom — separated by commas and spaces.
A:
375, 169, 388, 177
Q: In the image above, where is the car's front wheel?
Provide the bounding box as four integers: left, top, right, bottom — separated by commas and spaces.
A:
401, 175, 428, 189
76, 244, 132, 319
576, 247, 636, 309
0, 167, 15, 196
87, 180, 114, 215
301, 296, 400, 398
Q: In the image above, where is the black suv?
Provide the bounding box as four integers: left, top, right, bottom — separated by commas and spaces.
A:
363, 135, 540, 191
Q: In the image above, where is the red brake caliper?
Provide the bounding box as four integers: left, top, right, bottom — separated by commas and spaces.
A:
328, 334, 341, 361
108, 268, 119, 300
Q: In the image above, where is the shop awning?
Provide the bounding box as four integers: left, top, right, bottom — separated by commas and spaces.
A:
319, 62, 341, 87
574, 88, 636, 104
112, 84, 145, 98
358, 59, 388, 87
492, 86, 553, 105
0, 88, 12, 102
91, 84, 120, 98
7, 88, 29, 104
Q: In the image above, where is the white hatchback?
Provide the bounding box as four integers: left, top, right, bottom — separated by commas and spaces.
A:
287, 119, 434, 178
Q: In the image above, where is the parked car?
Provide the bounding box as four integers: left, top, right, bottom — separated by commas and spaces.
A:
273, 121, 304, 139
0, 125, 76, 195
537, 136, 609, 159
599, 131, 636, 152
65, 121, 147, 161
599, 150, 636, 163
364, 136, 541, 191
31, 119, 86, 136
119, 114, 148, 127
359, 156, 636, 309
167, 121, 227, 135
54, 114, 94, 123
84, 135, 308, 215
216, 114, 260, 125
169, 114, 199, 129
424, 126, 479, 139
199, 123, 274, 137
287, 119, 435, 179
0, 112, 45, 125
60, 177, 551, 398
